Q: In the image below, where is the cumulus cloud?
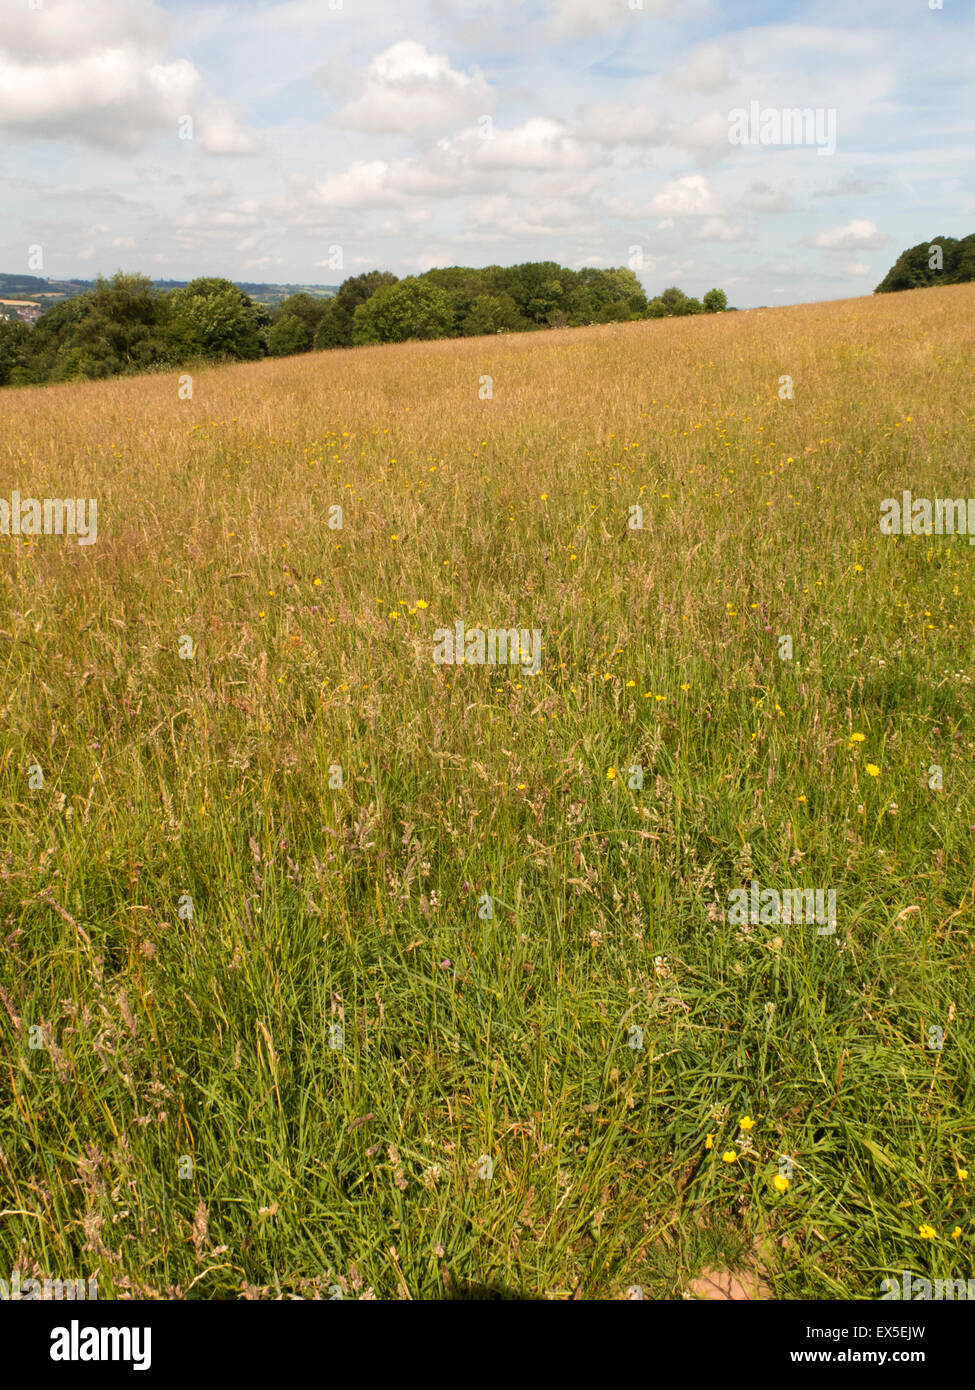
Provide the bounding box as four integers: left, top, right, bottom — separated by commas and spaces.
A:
461, 117, 588, 171
809, 219, 890, 250
693, 217, 747, 242
649, 175, 720, 217
338, 41, 492, 134
307, 160, 400, 210
0, 0, 254, 153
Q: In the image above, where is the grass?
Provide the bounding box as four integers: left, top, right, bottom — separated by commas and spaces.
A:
0, 283, 973, 1300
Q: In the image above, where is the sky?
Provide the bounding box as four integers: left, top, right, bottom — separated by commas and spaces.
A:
1, 0, 972, 307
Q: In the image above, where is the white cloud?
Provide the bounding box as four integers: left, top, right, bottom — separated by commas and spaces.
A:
196, 103, 258, 156
0, 0, 254, 154
338, 41, 492, 134
810, 219, 890, 250
0, 46, 198, 150
649, 175, 720, 217
694, 217, 746, 242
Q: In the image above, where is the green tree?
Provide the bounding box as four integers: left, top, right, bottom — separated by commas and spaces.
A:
702, 288, 728, 312
267, 314, 311, 357
351, 278, 454, 344
22, 272, 171, 381
313, 301, 347, 350
322, 271, 400, 346
646, 286, 703, 318
165, 277, 265, 361
874, 237, 968, 293
0, 318, 31, 385
460, 292, 523, 336
270, 293, 330, 352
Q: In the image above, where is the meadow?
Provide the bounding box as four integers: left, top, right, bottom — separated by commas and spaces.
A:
0, 282, 973, 1300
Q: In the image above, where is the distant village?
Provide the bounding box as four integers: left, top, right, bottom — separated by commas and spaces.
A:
0, 299, 46, 326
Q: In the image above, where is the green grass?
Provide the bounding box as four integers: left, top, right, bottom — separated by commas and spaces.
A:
0, 283, 973, 1298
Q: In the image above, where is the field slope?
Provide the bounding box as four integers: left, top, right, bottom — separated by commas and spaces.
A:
0, 283, 973, 1299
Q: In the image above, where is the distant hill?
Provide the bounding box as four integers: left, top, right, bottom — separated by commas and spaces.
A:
875, 234, 975, 293
0, 273, 339, 314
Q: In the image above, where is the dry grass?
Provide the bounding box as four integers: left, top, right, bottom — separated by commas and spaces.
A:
0, 283, 973, 1299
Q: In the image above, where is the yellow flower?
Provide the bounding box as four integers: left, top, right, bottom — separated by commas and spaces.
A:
258, 610, 266, 618
388, 611, 400, 619
606, 768, 617, 780
919, 1224, 937, 1240
866, 763, 880, 777
680, 682, 690, 691
415, 599, 428, 609
853, 563, 863, 573
313, 577, 322, 586
722, 1150, 738, 1163
772, 1175, 790, 1193
704, 1134, 714, 1150
958, 1168, 969, 1180
952, 1226, 962, 1239
850, 732, 866, 742
739, 1116, 756, 1131
626, 680, 636, 688
798, 794, 808, 803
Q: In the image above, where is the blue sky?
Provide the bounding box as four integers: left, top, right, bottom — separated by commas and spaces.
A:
1, 0, 972, 306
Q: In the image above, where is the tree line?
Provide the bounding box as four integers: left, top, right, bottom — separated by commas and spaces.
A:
875, 234, 975, 293
0, 264, 729, 386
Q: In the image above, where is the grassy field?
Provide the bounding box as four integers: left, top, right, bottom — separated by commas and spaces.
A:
0, 283, 973, 1301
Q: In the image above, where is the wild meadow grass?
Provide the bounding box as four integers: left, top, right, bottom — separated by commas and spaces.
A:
0, 283, 973, 1299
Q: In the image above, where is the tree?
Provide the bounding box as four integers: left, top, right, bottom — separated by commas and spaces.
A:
313, 301, 348, 350
875, 234, 975, 293
269, 292, 329, 352
0, 318, 31, 385
646, 286, 705, 317
351, 278, 455, 344
323, 271, 400, 346
165, 277, 265, 361
460, 292, 522, 336
19, 272, 172, 381
267, 313, 311, 357
703, 288, 728, 313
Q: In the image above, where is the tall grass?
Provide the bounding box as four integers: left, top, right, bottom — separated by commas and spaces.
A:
0, 283, 972, 1299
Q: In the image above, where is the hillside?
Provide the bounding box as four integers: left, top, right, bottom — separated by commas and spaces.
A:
0, 282, 973, 1301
